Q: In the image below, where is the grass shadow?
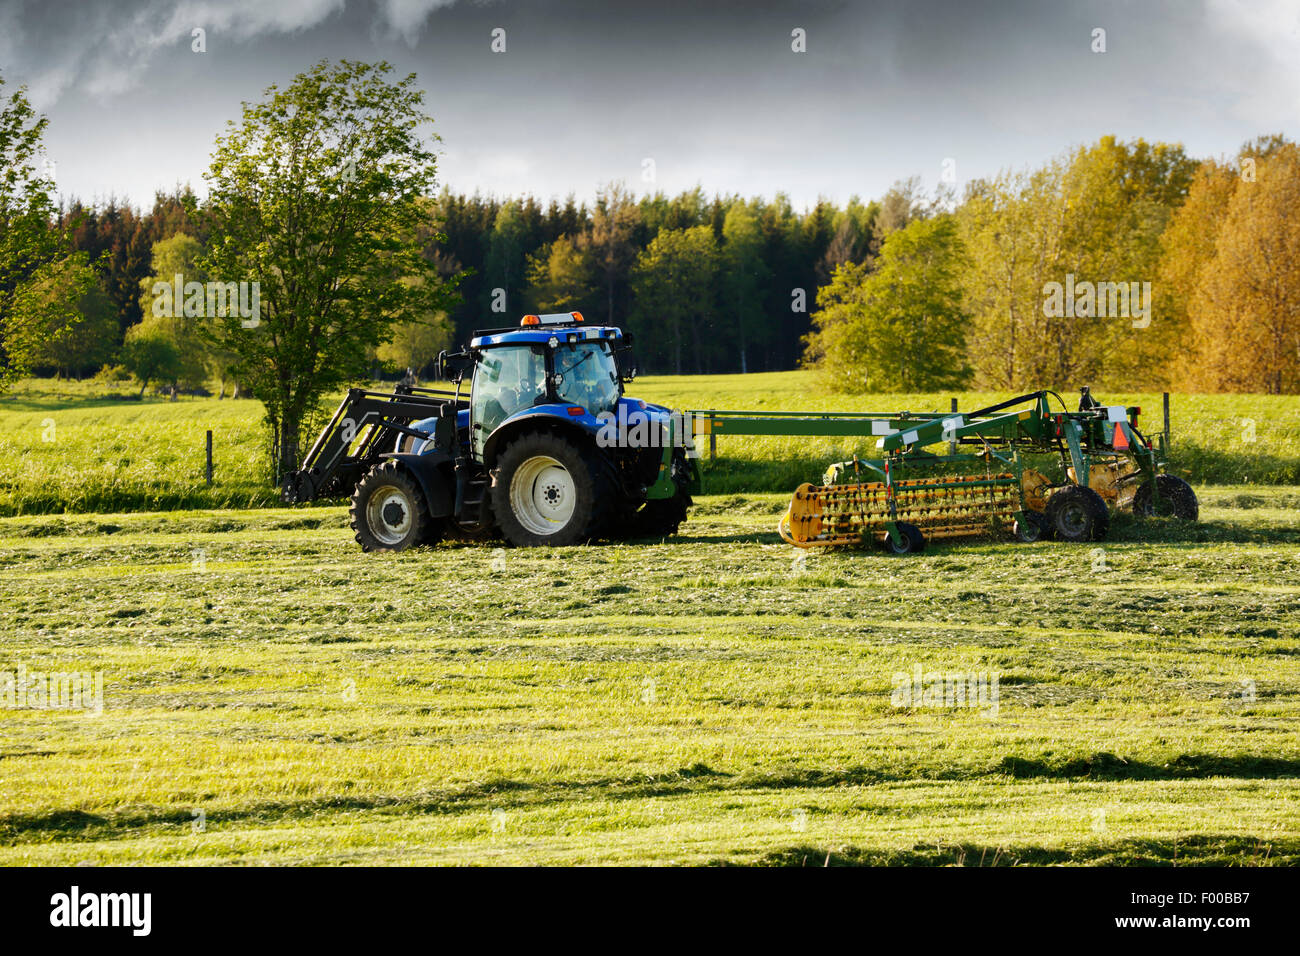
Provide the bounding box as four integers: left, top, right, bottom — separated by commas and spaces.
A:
734, 834, 1299, 866
8, 753, 1298, 845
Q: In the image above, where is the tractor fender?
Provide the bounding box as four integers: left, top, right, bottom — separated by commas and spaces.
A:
381, 451, 455, 517
481, 413, 601, 468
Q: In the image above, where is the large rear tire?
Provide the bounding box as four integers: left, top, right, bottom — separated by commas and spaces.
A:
1133, 474, 1198, 521
350, 460, 433, 553
1046, 485, 1110, 542
492, 433, 604, 547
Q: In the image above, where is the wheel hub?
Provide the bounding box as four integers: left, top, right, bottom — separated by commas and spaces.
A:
510, 455, 576, 536
1061, 503, 1087, 534
365, 485, 413, 545
382, 500, 407, 528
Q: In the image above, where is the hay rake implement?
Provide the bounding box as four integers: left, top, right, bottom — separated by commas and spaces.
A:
788, 467, 1025, 551
757, 388, 1197, 553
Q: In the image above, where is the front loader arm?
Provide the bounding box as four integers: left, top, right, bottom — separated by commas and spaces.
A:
283, 387, 464, 503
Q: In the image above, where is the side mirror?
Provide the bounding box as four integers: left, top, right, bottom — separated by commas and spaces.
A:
616, 334, 637, 383
437, 350, 473, 384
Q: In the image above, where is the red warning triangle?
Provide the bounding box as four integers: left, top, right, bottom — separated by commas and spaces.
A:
1112, 423, 1129, 449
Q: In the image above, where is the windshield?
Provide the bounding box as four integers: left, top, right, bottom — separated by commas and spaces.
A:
554, 341, 620, 414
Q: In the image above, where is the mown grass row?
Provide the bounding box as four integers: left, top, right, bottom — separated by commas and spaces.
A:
2, 373, 1298, 515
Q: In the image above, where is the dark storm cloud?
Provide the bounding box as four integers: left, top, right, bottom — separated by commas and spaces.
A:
0, 0, 1295, 208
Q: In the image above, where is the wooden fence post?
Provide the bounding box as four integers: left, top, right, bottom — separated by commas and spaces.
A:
1162, 392, 1171, 448
206, 430, 213, 486
949, 397, 959, 456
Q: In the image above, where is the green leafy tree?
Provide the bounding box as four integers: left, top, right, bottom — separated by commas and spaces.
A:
958, 164, 1066, 388
629, 225, 718, 374
481, 200, 529, 318
120, 325, 182, 397
720, 202, 770, 373
524, 235, 599, 315
804, 216, 969, 392
375, 315, 453, 377
137, 233, 211, 390
0, 75, 63, 390
200, 60, 459, 478
375, 272, 454, 377
12, 253, 117, 377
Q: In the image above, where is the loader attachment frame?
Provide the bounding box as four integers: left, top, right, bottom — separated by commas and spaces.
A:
281, 384, 467, 504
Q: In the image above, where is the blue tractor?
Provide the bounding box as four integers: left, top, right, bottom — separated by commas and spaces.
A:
282, 312, 700, 550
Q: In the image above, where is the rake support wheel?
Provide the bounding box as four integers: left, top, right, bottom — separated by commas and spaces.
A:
1046, 485, 1110, 543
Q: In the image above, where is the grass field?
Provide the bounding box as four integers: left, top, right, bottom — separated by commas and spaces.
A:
2, 373, 1299, 865
1, 488, 1298, 865
3, 373, 1300, 515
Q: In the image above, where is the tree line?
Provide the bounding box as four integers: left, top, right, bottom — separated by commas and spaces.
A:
440, 184, 891, 375
5, 179, 888, 385
3, 61, 1299, 480
20, 135, 1299, 397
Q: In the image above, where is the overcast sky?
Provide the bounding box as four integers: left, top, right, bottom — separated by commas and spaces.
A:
1, 0, 1297, 211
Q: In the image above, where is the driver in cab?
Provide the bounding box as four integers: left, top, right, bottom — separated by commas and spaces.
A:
565, 357, 606, 413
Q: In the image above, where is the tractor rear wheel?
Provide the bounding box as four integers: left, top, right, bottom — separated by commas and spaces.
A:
350, 460, 433, 552
1133, 474, 1199, 521
1046, 485, 1110, 542
493, 433, 603, 547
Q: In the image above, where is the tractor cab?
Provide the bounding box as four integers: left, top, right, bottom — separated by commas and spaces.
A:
458, 312, 627, 460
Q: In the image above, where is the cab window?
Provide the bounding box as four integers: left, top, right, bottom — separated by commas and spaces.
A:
471, 345, 547, 455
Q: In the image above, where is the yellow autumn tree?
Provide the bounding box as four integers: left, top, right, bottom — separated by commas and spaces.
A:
1189, 145, 1300, 394
958, 137, 1195, 390
1156, 160, 1238, 387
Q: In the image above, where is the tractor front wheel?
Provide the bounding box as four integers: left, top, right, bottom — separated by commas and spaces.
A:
350, 460, 434, 552
1045, 485, 1110, 542
1133, 474, 1199, 521
493, 433, 603, 547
